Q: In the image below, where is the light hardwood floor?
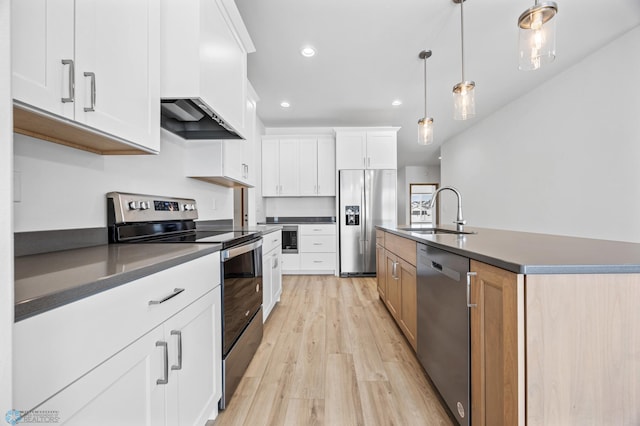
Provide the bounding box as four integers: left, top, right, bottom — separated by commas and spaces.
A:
212, 275, 453, 426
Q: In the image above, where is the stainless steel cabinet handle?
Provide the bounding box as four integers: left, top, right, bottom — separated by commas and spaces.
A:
313, 242, 322, 246
368, 157, 371, 168
83, 72, 96, 112
156, 341, 168, 385
273, 255, 279, 269
245, 310, 250, 317
392, 261, 398, 279
170, 330, 182, 371
61, 59, 74, 103
313, 260, 323, 263
466, 272, 477, 308
313, 228, 322, 231
256, 283, 260, 293
149, 288, 185, 305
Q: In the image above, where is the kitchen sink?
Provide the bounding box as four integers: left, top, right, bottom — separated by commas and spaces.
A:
398, 227, 475, 235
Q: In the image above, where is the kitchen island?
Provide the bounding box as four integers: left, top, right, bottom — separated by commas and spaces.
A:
376, 224, 640, 426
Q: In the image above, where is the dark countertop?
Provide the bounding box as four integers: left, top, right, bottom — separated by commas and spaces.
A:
263, 216, 336, 224
14, 243, 221, 322
377, 225, 640, 275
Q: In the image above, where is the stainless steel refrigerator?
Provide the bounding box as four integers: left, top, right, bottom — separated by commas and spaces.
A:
339, 169, 397, 276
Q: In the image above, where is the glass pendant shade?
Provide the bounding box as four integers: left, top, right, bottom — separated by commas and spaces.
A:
418, 117, 434, 145
518, 2, 558, 71
453, 81, 475, 120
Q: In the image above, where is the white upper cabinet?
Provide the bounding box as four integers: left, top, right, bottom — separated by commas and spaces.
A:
161, 0, 255, 138
183, 82, 258, 188
11, 0, 75, 119
262, 139, 280, 197
278, 139, 300, 196
335, 128, 399, 170
261, 138, 300, 197
317, 136, 336, 196
75, 0, 160, 151
299, 138, 319, 196
11, 0, 161, 154
335, 132, 366, 170
262, 135, 336, 197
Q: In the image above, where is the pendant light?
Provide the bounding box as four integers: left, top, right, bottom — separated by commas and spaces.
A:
452, 0, 475, 121
518, 1, 558, 71
418, 50, 434, 146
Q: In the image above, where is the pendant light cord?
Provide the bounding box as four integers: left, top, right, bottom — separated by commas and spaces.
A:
423, 56, 428, 117
460, 0, 466, 82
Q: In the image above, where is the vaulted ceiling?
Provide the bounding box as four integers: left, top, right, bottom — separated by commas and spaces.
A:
236, 0, 640, 167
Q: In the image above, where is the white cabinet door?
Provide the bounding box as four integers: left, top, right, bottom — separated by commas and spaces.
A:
278, 139, 300, 196
317, 137, 336, 196
336, 132, 366, 170
166, 289, 221, 426
262, 250, 273, 322
75, 0, 160, 151
36, 326, 165, 426
365, 131, 397, 169
11, 0, 75, 119
224, 140, 244, 182
262, 138, 280, 196
200, 0, 247, 135
272, 251, 282, 305
298, 138, 318, 196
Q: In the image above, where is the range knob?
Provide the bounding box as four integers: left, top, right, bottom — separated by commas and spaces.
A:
128, 201, 139, 210
139, 201, 150, 210
183, 203, 196, 211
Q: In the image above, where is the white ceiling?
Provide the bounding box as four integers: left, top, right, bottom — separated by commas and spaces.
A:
235, 0, 640, 167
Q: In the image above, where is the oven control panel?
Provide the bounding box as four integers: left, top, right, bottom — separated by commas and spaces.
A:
108, 192, 198, 224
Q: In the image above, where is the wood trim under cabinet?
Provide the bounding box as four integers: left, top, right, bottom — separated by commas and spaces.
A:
14, 103, 155, 155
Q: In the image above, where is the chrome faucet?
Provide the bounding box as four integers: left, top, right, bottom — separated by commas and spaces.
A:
428, 186, 466, 232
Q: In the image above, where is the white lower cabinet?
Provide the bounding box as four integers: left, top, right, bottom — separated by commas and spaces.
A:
14, 253, 222, 425
283, 224, 337, 275
262, 230, 282, 321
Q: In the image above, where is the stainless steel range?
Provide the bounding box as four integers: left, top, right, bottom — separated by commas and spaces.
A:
107, 192, 263, 410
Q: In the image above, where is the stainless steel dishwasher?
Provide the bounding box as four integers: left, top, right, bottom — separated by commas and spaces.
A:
417, 243, 470, 426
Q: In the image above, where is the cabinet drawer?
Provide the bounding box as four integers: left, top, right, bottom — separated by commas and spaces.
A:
385, 233, 417, 266
14, 252, 220, 411
299, 224, 336, 235
300, 253, 336, 270
282, 253, 300, 271
262, 230, 282, 254
300, 235, 336, 253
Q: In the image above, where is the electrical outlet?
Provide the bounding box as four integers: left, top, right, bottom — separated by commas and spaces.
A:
14, 170, 21, 203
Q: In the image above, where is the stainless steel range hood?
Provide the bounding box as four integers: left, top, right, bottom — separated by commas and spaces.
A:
160, 99, 244, 140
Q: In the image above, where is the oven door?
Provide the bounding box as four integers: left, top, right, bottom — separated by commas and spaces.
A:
221, 238, 263, 355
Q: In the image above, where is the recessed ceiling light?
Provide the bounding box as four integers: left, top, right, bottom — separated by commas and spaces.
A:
280, 101, 290, 108
301, 47, 316, 57
392, 100, 402, 106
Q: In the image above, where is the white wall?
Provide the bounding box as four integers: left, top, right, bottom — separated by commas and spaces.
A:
441, 26, 640, 243
264, 197, 336, 218
397, 165, 440, 225
13, 131, 235, 232
0, 0, 13, 413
